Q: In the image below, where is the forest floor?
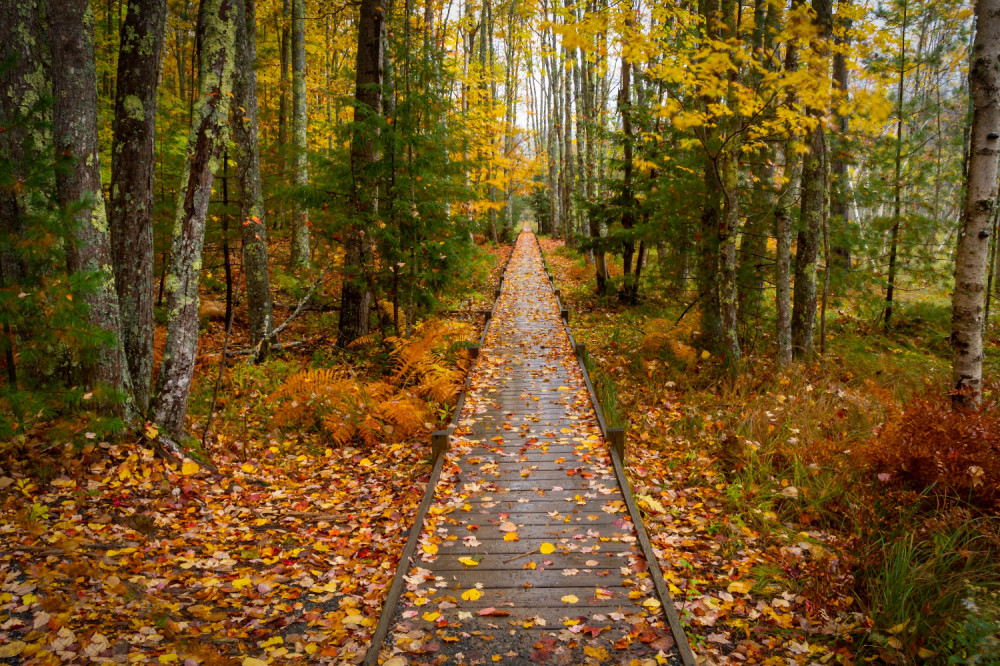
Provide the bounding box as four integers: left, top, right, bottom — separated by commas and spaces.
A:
2, 233, 999, 665
0, 243, 510, 665
536, 237, 1000, 665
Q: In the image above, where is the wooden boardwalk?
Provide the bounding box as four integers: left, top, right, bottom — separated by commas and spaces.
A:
373, 231, 687, 664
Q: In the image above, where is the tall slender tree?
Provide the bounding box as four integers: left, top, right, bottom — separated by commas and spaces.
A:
109, 0, 167, 414
153, 0, 236, 435
289, 0, 310, 268
337, 0, 385, 347
233, 0, 274, 358
791, 0, 832, 358
50, 0, 135, 416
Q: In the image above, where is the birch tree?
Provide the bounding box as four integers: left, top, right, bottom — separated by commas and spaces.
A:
951, 0, 1000, 406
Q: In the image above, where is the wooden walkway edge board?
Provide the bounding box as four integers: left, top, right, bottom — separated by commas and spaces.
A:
362, 245, 515, 666
532, 232, 696, 666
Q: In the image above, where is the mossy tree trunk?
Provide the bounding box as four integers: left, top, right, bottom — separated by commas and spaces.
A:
109, 0, 166, 415
49, 0, 135, 417
337, 0, 384, 347
289, 0, 310, 268
0, 0, 47, 288
952, 0, 1000, 407
153, 0, 236, 436
791, 0, 831, 359
233, 0, 274, 358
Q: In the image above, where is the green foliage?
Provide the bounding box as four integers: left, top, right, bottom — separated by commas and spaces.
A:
861, 512, 1000, 662
0, 90, 125, 442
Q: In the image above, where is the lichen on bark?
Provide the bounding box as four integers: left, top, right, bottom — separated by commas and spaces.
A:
152, 0, 236, 436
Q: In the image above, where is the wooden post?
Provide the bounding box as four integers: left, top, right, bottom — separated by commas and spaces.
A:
432, 430, 450, 459
561, 308, 569, 323
554, 288, 561, 298
468, 344, 480, 359
574, 342, 586, 358
608, 427, 625, 460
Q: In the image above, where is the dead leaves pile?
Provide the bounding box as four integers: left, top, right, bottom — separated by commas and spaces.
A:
0, 436, 434, 663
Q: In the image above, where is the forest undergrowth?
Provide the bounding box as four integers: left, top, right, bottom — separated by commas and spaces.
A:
538, 237, 1000, 665
0, 242, 511, 664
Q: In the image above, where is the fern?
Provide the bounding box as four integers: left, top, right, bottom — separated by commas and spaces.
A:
268, 318, 470, 447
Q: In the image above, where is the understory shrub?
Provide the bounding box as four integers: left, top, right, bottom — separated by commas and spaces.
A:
865, 392, 1000, 508
269, 319, 472, 446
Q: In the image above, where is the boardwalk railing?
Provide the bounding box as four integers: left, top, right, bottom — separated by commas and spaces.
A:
531, 232, 696, 666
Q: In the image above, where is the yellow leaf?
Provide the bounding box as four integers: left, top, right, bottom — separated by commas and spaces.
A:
561, 594, 579, 604
242, 659, 268, 666
260, 637, 283, 648
422, 611, 441, 622
701, 350, 711, 360
642, 597, 662, 610
727, 580, 753, 594
180, 461, 199, 476
422, 544, 438, 555
360, 458, 373, 468
0, 642, 25, 658
241, 463, 255, 473
503, 532, 519, 542
158, 655, 179, 665
457, 556, 479, 567
584, 646, 608, 659
540, 542, 556, 555
232, 577, 252, 590
461, 588, 482, 601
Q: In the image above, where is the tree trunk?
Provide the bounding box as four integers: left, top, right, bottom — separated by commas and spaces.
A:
885, 0, 907, 333
718, 0, 741, 364
278, 0, 290, 158
952, 0, 1000, 407
737, 0, 775, 329
289, 0, 310, 268
337, 0, 385, 347
109, 0, 166, 415
791, 0, 831, 359
0, 0, 46, 289
50, 0, 135, 416
829, 0, 853, 269
153, 0, 236, 436
698, 0, 723, 348
776, 0, 802, 367
233, 0, 274, 358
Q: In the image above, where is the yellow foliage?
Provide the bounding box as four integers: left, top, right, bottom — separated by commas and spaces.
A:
640, 316, 700, 366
